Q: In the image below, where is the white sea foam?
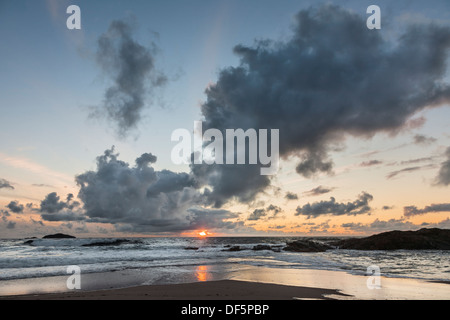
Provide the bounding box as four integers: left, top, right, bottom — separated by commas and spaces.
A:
0, 237, 449, 282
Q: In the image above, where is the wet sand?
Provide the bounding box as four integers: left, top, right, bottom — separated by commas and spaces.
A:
0, 279, 345, 300
1, 266, 449, 300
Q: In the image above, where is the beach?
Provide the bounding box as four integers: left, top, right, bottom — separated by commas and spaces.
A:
1, 265, 449, 300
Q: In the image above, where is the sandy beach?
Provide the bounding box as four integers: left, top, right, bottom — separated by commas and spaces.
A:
0, 279, 345, 300
1, 266, 449, 300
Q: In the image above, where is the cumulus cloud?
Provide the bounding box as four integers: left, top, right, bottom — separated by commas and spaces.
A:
295, 192, 373, 219
39, 192, 84, 221
247, 204, 282, 221
403, 203, 450, 217
35, 147, 247, 233
92, 19, 167, 137
40, 192, 79, 214
6, 201, 24, 214
192, 4, 450, 206
0, 178, 14, 190
435, 147, 450, 186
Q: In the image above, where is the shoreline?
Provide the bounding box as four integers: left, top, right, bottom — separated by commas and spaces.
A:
0, 279, 347, 300
1, 265, 449, 300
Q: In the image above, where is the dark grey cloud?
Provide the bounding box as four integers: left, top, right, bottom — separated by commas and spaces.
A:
74, 148, 200, 229
285, 192, 298, 200
72, 147, 244, 233
41, 210, 85, 222
6, 201, 24, 214
92, 19, 167, 137
295, 192, 373, 219
247, 204, 282, 221
35, 147, 246, 233
403, 203, 450, 217
40, 192, 79, 214
303, 185, 334, 196
435, 147, 450, 186
192, 4, 450, 206
0, 178, 14, 190
413, 134, 437, 145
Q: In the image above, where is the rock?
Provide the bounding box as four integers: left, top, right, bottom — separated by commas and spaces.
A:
24, 240, 34, 245
252, 245, 273, 251
42, 233, 76, 239
333, 228, 450, 250
283, 240, 332, 252
184, 246, 199, 250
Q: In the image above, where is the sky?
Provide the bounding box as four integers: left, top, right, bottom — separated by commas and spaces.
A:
0, 0, 450, 238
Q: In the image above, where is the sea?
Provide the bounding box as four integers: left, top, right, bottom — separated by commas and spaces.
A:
1, 236, 449, 289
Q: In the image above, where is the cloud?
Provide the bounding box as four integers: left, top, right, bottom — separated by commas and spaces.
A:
39, 192, 83, 221
40, 192, 79, 214
413, 134, 437, 145
285, 192, 298, 200
341, 218, 418, 233
0, 178, 14, 190
1, 212, 16, 229
403, 203, 450, 217
92, 19, 167, 137
342, 217, 450, 234
303, 185, 334, 196
247, 204, 282, 221
35, 147, 249, 234
6, 221, 16, 229
400, 157, 435, 165
359, 160, 383, 167
73, 147, 222, 233
435, 147, 450, 186
41, 210, 85, 222
192, 4, 450, 206
386, 164, 436, 179
32, 183, 55, 188
6, 201, 24, 214
295, 192, 373, 219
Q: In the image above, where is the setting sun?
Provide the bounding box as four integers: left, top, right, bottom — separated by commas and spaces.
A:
198, 230, 209, 237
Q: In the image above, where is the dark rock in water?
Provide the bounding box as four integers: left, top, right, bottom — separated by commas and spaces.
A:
252, 245, 273, 251
42, 233, 76, 239
24, 240, 34, 245
184, 246, 199, 250
222, 245, 242, 252
82, 239, 141, 247
283, 240, 332, 252
333, 228, 450, 250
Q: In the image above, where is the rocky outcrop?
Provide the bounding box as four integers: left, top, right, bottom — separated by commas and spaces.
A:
42, 233, 76, 239
333, 228, 450, 250
283, 240, 332, 252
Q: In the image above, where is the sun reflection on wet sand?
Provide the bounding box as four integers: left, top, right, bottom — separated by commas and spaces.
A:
195, 265, 209, 282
